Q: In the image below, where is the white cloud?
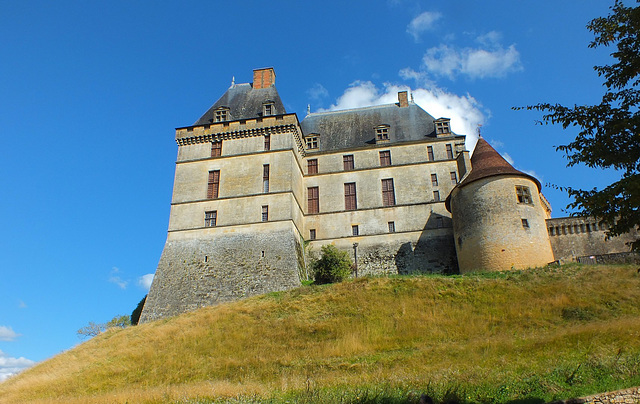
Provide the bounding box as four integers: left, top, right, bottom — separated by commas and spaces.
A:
407, 11, 442, 41
306, 83, 329, 101
108, 267, 128, 290
420, 32, 522, 79
0, 326, 20, 342
502, 152, 515, 166
138, 274, 154, 291
321, 80, 485, 151
0, 350, 35, 382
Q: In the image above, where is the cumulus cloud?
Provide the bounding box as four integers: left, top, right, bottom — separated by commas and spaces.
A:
138, 274, 154, 291
321, 80, 485, 150
419, 31, 522, 79
407, 11, 442, 41
0, 350, 35, 382
108, 267, 128, 289
0, 326, 20, 342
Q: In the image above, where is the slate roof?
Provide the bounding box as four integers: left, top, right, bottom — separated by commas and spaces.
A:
300, 103, 440, 152
445, 137, 541, 211
193, 83, 287, 126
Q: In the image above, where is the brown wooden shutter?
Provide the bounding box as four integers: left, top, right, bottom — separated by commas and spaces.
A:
382, 179, 395, 206
344, 183, 357, 210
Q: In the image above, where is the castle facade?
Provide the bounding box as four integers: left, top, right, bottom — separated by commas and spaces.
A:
139, 68, 636, 322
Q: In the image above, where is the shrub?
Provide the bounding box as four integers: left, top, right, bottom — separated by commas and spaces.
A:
131, 295, 147, 325
312, 245, 352, 284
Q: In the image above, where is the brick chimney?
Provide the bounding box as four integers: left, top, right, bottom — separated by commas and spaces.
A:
253, 67, 276, 89
398, 91, 409, 108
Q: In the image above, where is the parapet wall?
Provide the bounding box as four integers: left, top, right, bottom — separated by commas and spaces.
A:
140, 225, 303, 323
546, 217, 638, 261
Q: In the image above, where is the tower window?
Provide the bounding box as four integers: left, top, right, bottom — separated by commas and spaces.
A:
309, 229, 316, 240
379, 150, 391, 166
307, 159, 318, 174
446, 144, 454, 159
211, 141, 222, 157
343, 155, 354, 171
261, 206, 269, 222
263, 164, 269, 193
450, 171, 457, 183
352, 225, 359, 236
204, 211, 217, 227
433, 190, 440, 202
427, 146, 434, 161
308, 186, 319, 214
382, 178, 396, 206
521, 218, 530, 228
207, 170, 220, 199
388, 221, 395, 233
435, 119, 451, 135
516, 186, 532, 204
263, 102, 275, 116
264, 135, 271, 151
214, 108, 229, 122
431, 173, 438, 186
344, 183, 357, 211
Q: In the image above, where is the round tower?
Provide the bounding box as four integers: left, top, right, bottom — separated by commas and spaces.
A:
445, 138, 554, 273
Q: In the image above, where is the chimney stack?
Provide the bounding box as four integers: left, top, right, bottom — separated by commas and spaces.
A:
398, 91, 409, 108
253, 67, 276, 89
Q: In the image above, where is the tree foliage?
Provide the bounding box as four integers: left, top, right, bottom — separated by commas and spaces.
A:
518, 0, 640, 249
77, 315, 131, 340
131, 295, 147, 326
312, 245, 353, 284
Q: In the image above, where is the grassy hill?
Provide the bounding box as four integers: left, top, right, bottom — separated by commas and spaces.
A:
1, 264, 640, 404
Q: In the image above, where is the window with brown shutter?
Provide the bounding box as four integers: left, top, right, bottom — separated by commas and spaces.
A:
211, 141, 222, 157
343, 155, 354, 171
382, 178, 396, 206
263, 165, 269, 193
446, 144, 454, 159
344, 183, 357, 211
307, 159, 318, 174
427, 146, 434, 161
379, 150, 391, 166
207, 170, 220, 199
308, 186, 319, 214
264, 135, 270, 151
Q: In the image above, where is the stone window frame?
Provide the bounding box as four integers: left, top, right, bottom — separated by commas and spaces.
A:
379, 150, 391, 166
344, 182, 357, 211
521, 218, 530, 228
427, 146, 434, 161
207, 170, 220, 199
435, 118, 451, 135
450, 171, 457, 184
214, 107, 229, 122
433, 190, 440, 202
343, 154, 355, 171
375, 125, 390, 142
516, 185, 533, 205
307, 159, 318, 175
388, 221, 395, 233
382, 178, 396, 206
211, 141, 222, 157
261, 205, 269, 222
204, 210, 217, 227
307, 186, 319, 214
263, 102, 275, 116
264, 135, 271, 151
309, 229, 316, 240
446, 144, 454, 159
306, 135, 319, 150
263, 164, 270, 193
431, 173, 438, 187
352, 225, 359, 236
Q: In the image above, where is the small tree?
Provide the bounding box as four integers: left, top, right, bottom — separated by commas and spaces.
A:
130, 295, 147, 325
312, 245, 352, 284
77, 315, 130, 340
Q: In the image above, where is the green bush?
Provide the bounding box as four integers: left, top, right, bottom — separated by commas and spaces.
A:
131, 295, 147, 325
312, 245, 352, 284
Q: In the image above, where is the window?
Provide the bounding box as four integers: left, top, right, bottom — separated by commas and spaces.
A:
431, 173, 438, 186
307, 159, 318, 174
264, 135, 270, 151
450, 171, 457, 184
352, 225, 359, 236
204, 211, 217, 227
516, 185, 532, 204
344, 183, 357, 211
214, 108, 228, 122
263, 102, 274, 116
307, 186, 319, 214
427, 146, 434, 161
379, 150, 391, 166
446, 144, 454, 159
522, 218, 530, 228
382, 178, 396, 206
435, 119, 451, 135
343, 155, 354, 171
388, 221, 395, 233
263, 165, 269, 193
309, 229, 316, 240
207, 170, 220, 199
306, 136, 319, 150
376, 125, 389, 141
261, 205, 269, 222
211, 141, 222, 157
433, 190, 440, 201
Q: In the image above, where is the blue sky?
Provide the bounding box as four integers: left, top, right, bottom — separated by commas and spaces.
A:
0, 0, 626, 379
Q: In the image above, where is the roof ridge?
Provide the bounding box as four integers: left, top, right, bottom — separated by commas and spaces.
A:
308, 102, 405, 116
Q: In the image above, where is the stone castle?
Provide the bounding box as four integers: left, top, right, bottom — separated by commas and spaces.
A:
139, 68, 637, 322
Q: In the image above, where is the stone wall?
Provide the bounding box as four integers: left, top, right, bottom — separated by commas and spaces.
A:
140, 225, 302, 323
549, 386, 640, 403
547, 217, 639, 262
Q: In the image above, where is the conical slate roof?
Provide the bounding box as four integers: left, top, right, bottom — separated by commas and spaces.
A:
445, 138, 541, 212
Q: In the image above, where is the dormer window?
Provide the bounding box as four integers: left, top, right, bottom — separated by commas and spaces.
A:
305, 135, 319, 150
376, 125, 390, 142
435, 118, 451, 135
214, 107, 229, 122
263, 102, 275, 116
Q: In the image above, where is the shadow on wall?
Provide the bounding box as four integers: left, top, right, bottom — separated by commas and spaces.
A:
394, 211, 459, 275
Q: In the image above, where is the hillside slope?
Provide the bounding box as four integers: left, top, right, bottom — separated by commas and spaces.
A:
1, 265, 640, 403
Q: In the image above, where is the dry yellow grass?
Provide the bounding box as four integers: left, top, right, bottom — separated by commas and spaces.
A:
1, 264, 640, 403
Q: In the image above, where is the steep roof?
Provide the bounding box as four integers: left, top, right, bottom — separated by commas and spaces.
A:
300, 102, 441, 152
445, 137, 541, 211
192, 83, 287, 125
